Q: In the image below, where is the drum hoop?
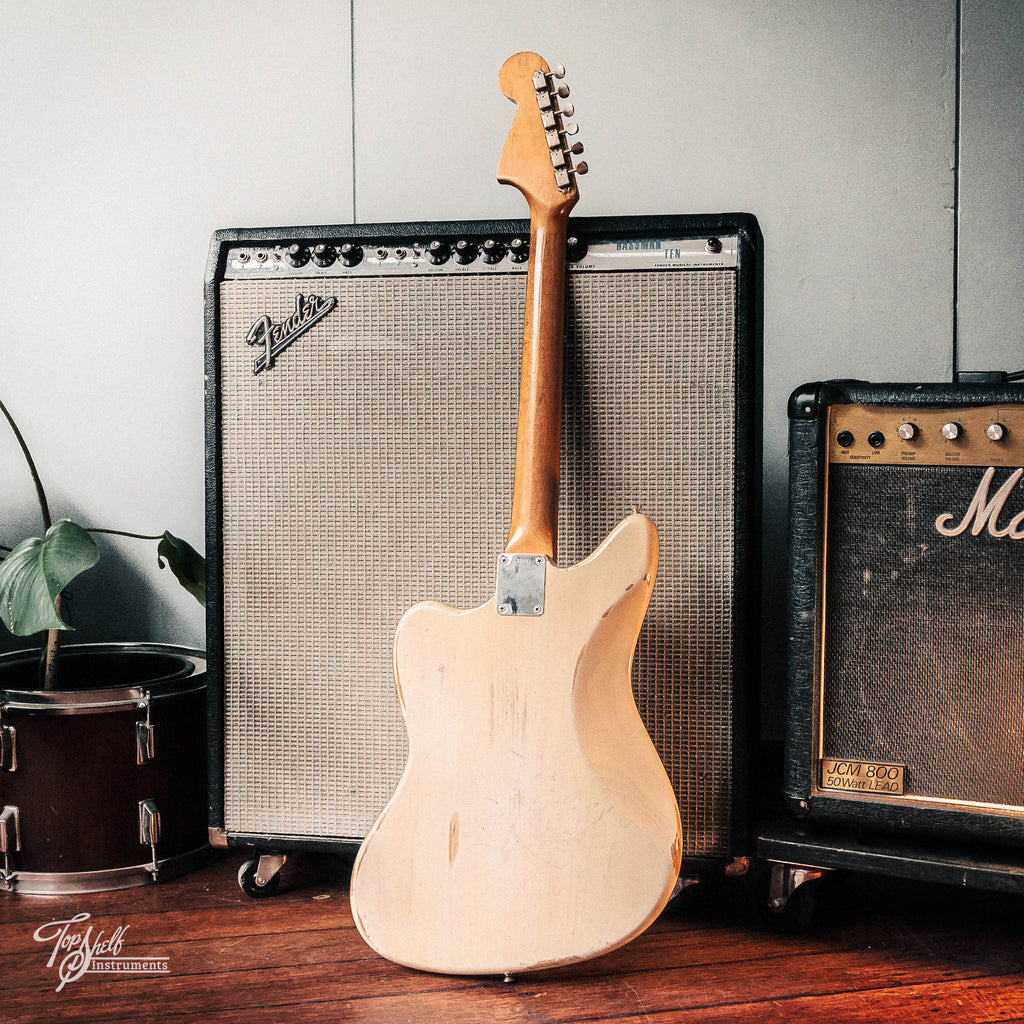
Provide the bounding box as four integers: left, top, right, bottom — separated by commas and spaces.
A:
0, 643, 206, 715
0, 680, 206, 714
0, 844, 213, 895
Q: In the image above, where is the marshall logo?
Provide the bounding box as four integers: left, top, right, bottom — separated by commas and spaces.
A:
935, 466, 1024, 539
246, 293, 337, 374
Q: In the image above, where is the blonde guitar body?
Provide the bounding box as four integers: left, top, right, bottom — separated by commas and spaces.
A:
351, 512, 682, 975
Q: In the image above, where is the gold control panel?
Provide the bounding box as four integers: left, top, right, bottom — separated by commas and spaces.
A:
828, 403, 1024, 467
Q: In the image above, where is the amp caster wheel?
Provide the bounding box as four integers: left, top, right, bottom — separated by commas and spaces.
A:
237, 853, 286, 899
760, 862, 829, 932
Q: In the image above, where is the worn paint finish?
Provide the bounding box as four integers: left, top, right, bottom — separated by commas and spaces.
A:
351, 513, 682, 975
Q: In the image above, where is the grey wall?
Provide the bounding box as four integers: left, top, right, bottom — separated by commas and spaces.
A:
2, 2, 1022, 719
958, 0, 1024, 369
1, 3, 354, 653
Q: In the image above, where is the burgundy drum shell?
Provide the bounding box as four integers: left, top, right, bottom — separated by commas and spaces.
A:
0, 646, 207, 877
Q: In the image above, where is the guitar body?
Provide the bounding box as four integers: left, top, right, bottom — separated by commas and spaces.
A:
351, 513, 682, 975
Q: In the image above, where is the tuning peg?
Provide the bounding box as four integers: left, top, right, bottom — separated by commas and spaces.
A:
574, 161, 589, 175
562, 121, 579, 136
570, 141, 584, 155
551, 64, 566, 79
556, 82, 570, 98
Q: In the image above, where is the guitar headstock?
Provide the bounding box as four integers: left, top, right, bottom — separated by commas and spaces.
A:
497, 52, 587, 212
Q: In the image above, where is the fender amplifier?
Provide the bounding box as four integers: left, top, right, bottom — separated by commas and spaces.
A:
784, 377, 1024, 846
205, 214, 762, 878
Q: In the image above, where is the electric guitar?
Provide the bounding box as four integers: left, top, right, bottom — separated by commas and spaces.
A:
350, 51, 682, 976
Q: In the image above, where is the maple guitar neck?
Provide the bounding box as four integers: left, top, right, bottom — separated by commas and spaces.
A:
497, 49, 581, 560
505, 203, 574, 558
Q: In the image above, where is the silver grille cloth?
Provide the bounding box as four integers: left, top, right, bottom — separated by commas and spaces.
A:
219, 268, 736, 856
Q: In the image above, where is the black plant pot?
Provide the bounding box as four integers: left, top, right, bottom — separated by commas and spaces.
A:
0, 643, 210, 894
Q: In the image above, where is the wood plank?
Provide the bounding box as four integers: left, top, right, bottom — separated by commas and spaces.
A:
569, 974, 1024, 1024
510, 950, 1024, 1021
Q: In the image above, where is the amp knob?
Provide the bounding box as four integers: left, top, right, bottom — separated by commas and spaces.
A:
312, 243, 337, 267
339, 243, 364, 267
426, 240, 452, 265
286, 243, 310, 268
941, 421, 962, 441
508, 237, 529, 263
481, 239, 506, 264
897, 422, 917, 441
987, 422, 1007, 441
566, 236, 588, 262
454, 240, 478, 264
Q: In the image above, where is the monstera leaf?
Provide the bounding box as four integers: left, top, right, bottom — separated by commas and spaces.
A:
0, 519, 99, 635
157, 531, 206, 606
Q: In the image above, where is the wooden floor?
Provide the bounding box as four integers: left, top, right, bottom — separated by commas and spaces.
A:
3, 850, 1024, 1023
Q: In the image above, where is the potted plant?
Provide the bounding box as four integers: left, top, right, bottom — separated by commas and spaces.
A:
0, 396, 210, 894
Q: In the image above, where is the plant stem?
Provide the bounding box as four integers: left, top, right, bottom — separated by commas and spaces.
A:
42, 596, 63, 690
0, 396, 60, 690
0, 397, 53, 532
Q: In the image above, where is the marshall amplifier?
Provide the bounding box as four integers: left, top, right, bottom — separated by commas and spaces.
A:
783, 377, 1024, 848
204, 213, 762, 887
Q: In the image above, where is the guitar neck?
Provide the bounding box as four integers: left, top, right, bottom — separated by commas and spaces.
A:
504, 202, 573, 559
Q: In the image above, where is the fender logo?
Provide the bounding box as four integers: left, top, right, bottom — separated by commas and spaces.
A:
246, 293, 337, 374
935, 466, 1024, 539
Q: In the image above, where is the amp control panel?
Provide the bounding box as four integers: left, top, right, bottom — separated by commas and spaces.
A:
220, 231, 738, 279
828, 403, 1024, 467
